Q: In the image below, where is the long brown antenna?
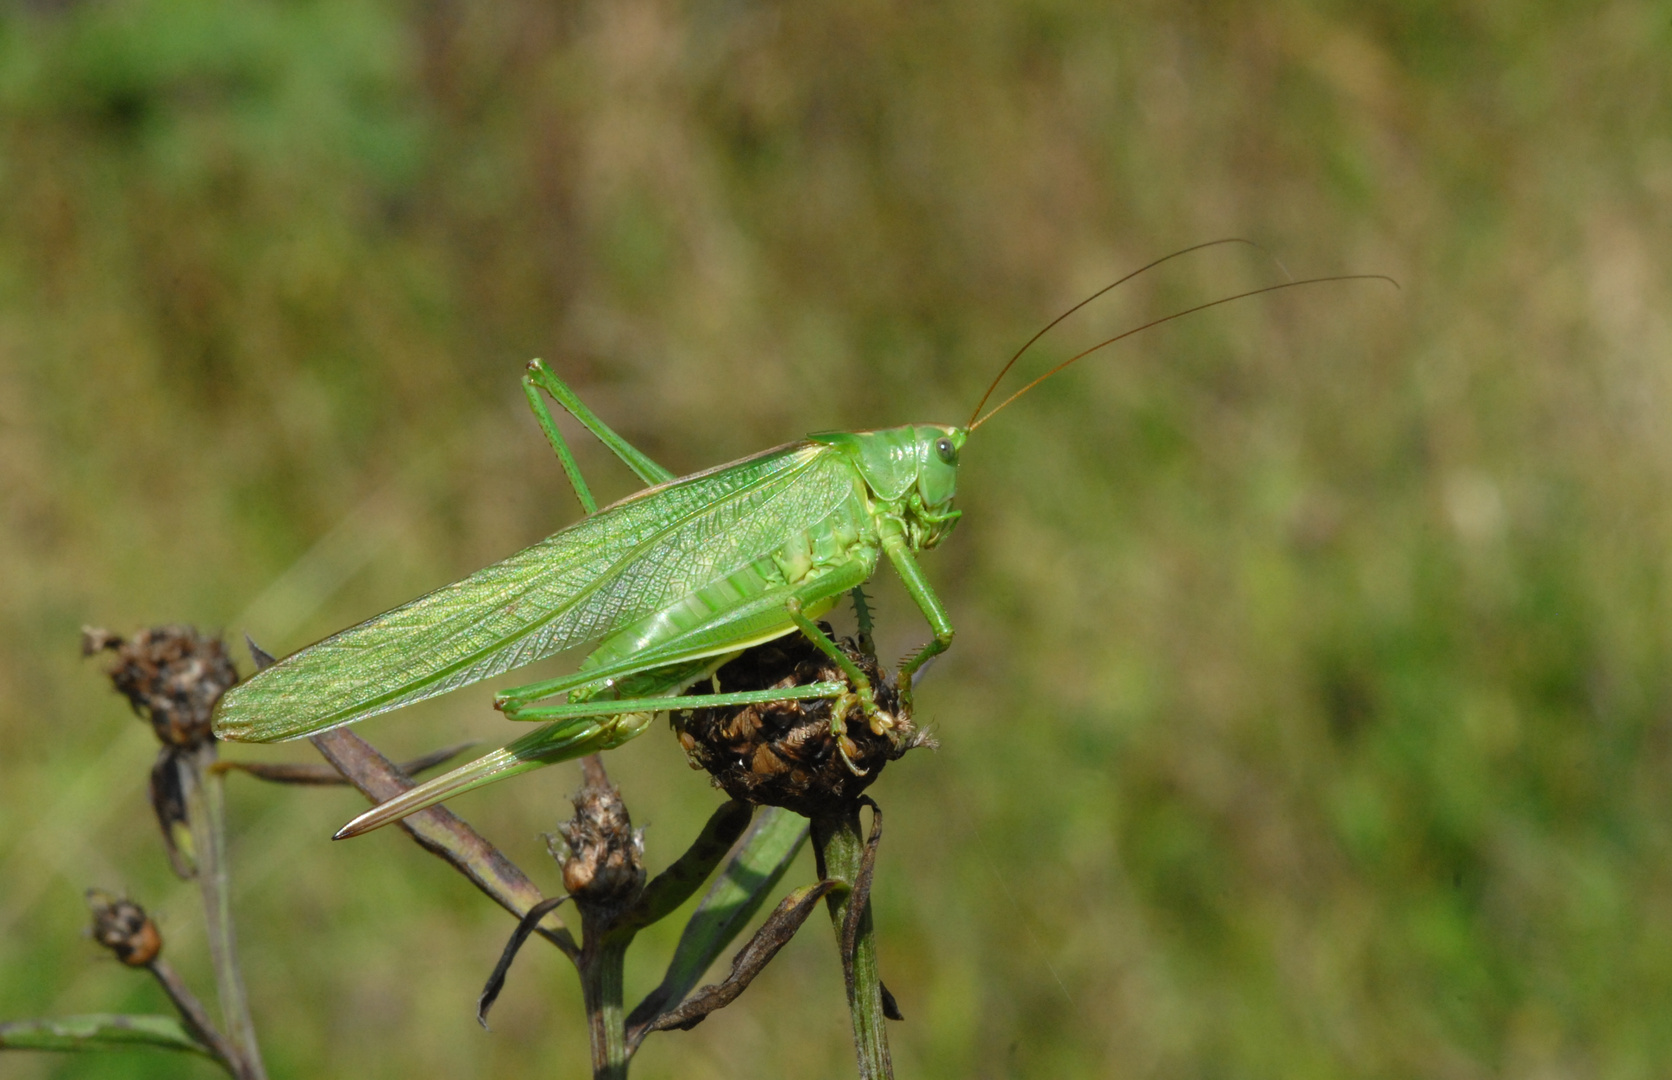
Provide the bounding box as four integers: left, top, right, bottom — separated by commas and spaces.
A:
965, 239, 1277, 429
968, 274, 1398, 431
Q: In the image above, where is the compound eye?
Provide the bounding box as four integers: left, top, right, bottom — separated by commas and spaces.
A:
934, 436, 957, 465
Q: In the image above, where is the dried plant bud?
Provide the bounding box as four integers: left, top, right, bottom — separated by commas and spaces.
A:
671, 629, 934, 816
83, 626, 239, 749
86, 889, 162, 967
548, 778, 646, 906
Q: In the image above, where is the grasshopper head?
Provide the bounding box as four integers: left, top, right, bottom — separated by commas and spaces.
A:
809, 425, 967, 548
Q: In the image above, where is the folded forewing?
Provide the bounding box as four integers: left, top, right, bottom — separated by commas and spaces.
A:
214, 442, 853, 741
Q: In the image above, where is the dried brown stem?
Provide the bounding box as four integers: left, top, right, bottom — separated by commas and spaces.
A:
308, 728, 578, 958
147, 958, 243, 1075
214, 742, 474, 786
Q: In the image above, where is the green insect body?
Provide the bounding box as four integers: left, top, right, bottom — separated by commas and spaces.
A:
211, 246, 1377, 838
213, 360, 965, 837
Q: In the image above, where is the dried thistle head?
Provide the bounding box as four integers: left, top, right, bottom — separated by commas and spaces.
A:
86, 889, 162, 967
547, 776, 646, 906
672, 629, 934, 817
82, 626, 238, 749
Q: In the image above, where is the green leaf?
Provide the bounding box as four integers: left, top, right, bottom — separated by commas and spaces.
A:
623, 799, 754, 932
628, 806, 809, 1030
0, 1014, 214, 1058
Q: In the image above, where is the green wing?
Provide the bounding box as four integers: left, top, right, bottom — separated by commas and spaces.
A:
214, 442, 858, 742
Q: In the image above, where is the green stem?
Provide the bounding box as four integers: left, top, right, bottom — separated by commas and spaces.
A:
581, 934, 631, 1080
180, 744, 266, 1080
811, 806, 891, 1080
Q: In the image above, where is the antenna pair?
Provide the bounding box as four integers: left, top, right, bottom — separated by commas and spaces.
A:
967, 239, 1397, 431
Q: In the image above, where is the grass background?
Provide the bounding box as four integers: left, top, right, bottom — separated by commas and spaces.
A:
3, 0, 1671, 1076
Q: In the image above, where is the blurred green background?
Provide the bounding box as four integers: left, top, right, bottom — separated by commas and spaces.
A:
3, 0, 1670, 1076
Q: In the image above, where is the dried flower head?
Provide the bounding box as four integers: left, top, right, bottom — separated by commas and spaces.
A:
548, 777, 646, 906
82, 626, 238, 749
672, 629, 933, 816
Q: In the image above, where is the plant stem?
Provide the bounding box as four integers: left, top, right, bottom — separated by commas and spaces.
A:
811, 805, 891, 1080
147, 957, 242, 1075
180, 744, 266, 1080
580, 935, 631, 1080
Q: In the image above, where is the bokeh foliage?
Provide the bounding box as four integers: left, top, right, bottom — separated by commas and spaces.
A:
3, 0, 1671, 1076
